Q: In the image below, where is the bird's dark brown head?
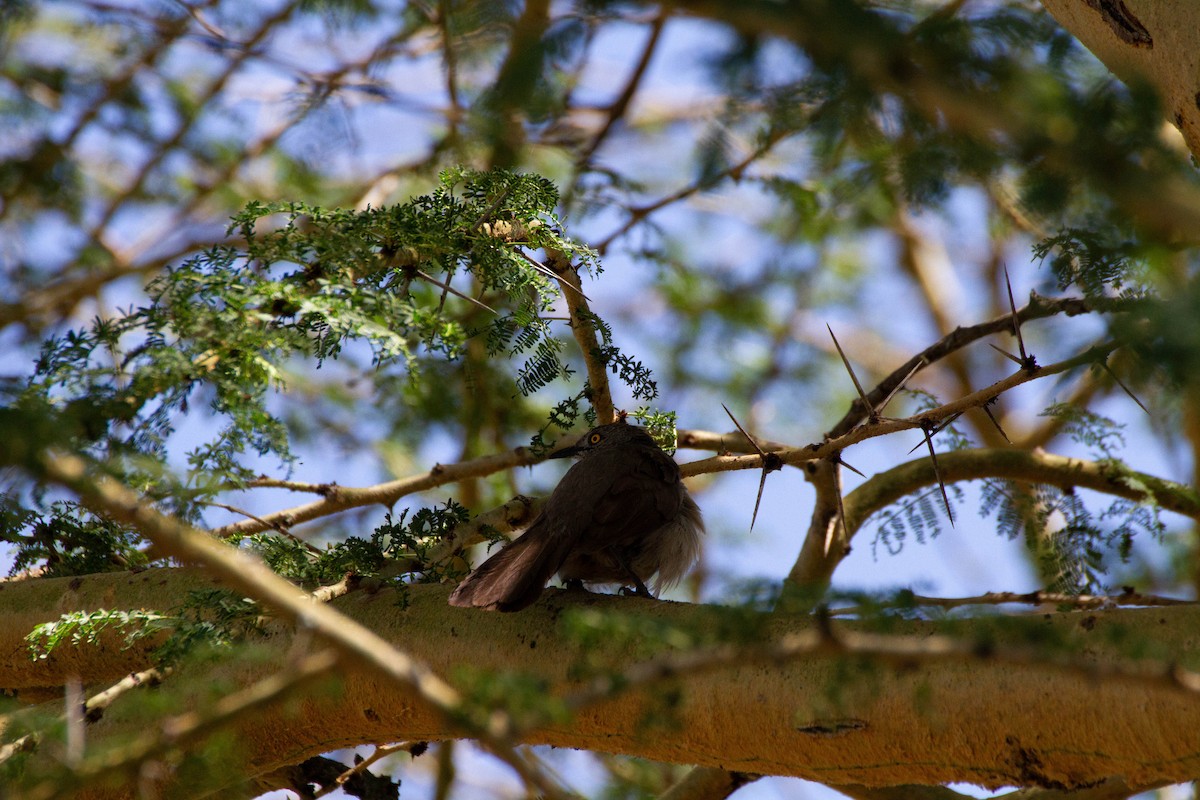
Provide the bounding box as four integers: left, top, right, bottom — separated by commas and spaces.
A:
549, 422, 661, 459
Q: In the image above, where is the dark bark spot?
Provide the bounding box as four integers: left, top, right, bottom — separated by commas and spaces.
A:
796, 718, 868, 737
1084, 0, 1152, 47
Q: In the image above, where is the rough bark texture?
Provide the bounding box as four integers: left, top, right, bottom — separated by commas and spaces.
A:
4, 569, 1200, 796
1041, 0, 1200, 158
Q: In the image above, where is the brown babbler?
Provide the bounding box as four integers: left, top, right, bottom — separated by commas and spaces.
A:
448, 423, 703, 611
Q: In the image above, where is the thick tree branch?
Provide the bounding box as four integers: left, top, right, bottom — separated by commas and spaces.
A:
1041, 1, 1200, 160
6, 577, 1200, 794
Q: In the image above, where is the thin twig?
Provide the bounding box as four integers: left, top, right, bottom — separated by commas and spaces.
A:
594, 136, 783, 253
312, 741, 425, 799
684, 342, 1125, 479
203, 501, 319, 552
564, 10, 668, 204
826, 294, 1117, 439
213, 446, 540, 537
84, 667, 170, 723
468, 187, 512, 232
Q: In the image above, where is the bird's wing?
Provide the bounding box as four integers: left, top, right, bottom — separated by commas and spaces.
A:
447, 523, 570, 611
449, 445, 684, 609
572, 447, 680, 548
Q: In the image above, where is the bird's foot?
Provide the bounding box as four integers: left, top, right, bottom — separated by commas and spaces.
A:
619, 584, 655, 599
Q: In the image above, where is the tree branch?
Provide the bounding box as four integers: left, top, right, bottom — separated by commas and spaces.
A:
7, 577, 1200, 793
827, 294, 1113, 438
563, 10, 669, 204
21, 650, 340, 800
550, 256, 616, 423
30, 452, 570, 799
211, 445, 540, 537
842, 448, 1200, 534
681, 341, 1123, 479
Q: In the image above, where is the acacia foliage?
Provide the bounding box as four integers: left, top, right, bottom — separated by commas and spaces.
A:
1, 1, 1200, 798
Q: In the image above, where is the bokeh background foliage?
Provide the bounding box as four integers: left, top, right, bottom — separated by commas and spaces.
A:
2, 0, 1200, 798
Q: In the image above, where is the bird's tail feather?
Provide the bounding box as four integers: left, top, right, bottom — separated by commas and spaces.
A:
448, 531, 565, 612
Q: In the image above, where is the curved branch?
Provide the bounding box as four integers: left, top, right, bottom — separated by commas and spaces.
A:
677, 293, 1124, 458
843, 448, 1200, 534
565, 10, 669, 197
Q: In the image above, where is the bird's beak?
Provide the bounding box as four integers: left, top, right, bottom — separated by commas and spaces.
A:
548, 435, 583, 459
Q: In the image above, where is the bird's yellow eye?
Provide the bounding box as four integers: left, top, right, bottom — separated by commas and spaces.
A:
589, 433, 602, 444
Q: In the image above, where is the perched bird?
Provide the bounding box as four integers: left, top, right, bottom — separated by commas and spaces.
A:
448, 422, 704, 611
